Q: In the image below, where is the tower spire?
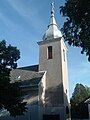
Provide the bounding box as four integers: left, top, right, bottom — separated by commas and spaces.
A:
43, 3, 62, 40
49, 2, 57, 27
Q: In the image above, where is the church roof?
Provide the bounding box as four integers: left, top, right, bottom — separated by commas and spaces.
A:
18, 64, 39, 72
85, 98, 90, 104
10, 66, 44, 87
10, 65, 45, 105
43, 3, 62, 40
10, 64, 45, 106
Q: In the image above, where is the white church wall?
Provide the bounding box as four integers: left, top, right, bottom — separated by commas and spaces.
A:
60, 38, 70, 105
38, 38, 70, 119
39, 39, 63, 89
38, 71, 47, 105
39, 39, 65, 106
39, 38, 70, 106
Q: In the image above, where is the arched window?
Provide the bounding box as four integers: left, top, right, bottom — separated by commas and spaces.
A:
47, 46, 52, 59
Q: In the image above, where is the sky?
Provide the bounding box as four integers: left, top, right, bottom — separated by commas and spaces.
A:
0, 0, 90, 97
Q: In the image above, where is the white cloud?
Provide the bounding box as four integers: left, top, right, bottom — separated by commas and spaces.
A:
7, 0, 46, 31
0, 12, 21, 31
7, 0, 34, 18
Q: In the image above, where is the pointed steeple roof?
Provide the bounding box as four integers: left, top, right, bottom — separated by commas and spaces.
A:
43, 3, 62, 40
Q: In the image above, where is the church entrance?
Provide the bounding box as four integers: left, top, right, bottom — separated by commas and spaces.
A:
43, 114, 60, 120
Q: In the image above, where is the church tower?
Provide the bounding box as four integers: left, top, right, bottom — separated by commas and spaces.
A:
38, 3, 70, 120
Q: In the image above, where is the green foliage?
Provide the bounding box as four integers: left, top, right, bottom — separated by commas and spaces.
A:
0, 40, 20, 69
71, 101, 89, 119
71, 83, 89, 105
0, 40, 27, 117
60, 0, 90, 61
70, 83, 90, 119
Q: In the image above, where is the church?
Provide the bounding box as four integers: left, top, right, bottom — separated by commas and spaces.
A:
2, 3, 70, 120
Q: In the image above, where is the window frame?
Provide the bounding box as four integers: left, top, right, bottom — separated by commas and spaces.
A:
47, 46, 53, 59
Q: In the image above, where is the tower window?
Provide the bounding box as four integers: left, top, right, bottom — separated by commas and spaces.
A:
63, 49, 66, 61
47, 46, 52, 59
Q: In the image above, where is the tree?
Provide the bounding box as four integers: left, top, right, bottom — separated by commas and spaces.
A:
60, 0, 90, 61
70, 83, 89, 119
0, 40, 27, 117
71, 83, 89, 105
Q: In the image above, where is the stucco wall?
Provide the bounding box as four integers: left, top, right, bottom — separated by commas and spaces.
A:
39, 39, 64, 105
60, 39, 70, 105
38, 71, 47, 105
39, 38, 69, 106
39, 40, 62, 87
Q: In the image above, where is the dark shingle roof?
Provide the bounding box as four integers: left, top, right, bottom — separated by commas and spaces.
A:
10, 67, 44, 86
18, 65, 39, 72
10, 65, 43, 106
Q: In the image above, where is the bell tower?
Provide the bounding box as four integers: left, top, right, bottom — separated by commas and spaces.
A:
38, 3, 70, 120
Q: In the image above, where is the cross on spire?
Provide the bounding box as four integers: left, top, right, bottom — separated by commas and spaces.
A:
51, 2, 55, 17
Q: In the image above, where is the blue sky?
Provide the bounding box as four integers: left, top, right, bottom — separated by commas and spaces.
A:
0, 0, 90, 97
